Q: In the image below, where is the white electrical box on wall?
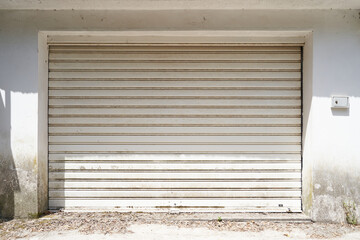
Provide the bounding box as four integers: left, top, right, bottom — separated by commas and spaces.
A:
331, 96, 349, 108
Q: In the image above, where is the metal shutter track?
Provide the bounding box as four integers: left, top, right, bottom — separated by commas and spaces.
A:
48, 44, 302, 212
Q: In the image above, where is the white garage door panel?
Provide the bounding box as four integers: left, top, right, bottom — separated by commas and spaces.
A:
48, 44, 302, 211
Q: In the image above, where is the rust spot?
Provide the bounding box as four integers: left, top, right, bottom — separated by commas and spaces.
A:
33, 157, 37, 173
155, 206, 225, 209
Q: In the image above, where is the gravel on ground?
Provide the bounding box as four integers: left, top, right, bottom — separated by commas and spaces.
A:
0, 212, 359, 240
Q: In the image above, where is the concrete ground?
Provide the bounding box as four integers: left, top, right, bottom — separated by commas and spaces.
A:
16, 224, 360, 240
1, 212, 360, 240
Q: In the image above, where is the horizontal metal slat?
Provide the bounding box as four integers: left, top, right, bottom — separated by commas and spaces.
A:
49, 172, 301, 180
50, 69, 300, 73
48, 153, 302, 161
49, 77, 301, 82
49, 71, 301, 79
49, 111, 301, 119
48, 144, 301, 153
48, 80, 301, 88
49, 169, 300, 173
49, 143, 301, 147
49, 161, 301, 166
49, 107, 301, 114
49, 62, 301, 70
50, 45, 301, 50
49, 134, 301, 138
49, 152, 301, 155
49, 95, 301, 99
49, 124, 301, 129
48, 104, 302, 109
49, 190, 301, 198
49, 91, 300, 98
48, 181, 302, 189
48, 117, 301, 125
49, 98, 301, 106
49, 49, 301, 54
49, 162, 301, 171
48, 199, 302, 210
48, 135, 301, 144
49, 53, 301, 62
50, 59, 301, 64
49, 53, 302, 62
48, 126, 301, 135
49, 86, 300, 91
49, 114, 301, 119
50, 45, 301, 51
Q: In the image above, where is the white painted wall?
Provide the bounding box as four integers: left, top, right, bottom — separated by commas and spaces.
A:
0, 9, 359, 221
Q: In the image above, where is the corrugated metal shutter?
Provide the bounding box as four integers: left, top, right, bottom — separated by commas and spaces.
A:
48, 44, 302, 212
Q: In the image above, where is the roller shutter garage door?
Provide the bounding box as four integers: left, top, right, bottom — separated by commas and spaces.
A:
48, 43, 302, 212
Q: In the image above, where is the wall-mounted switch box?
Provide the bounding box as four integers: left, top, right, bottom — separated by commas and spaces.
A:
331, 96, 349, 108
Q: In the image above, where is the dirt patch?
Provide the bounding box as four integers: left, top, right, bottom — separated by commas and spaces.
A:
0, 212, 359, 240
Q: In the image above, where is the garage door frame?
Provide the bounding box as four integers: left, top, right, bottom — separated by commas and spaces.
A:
37, 30, 312, 213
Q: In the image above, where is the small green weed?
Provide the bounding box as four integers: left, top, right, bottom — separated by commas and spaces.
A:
27, 213, 40, 219
343, 200, 358, 225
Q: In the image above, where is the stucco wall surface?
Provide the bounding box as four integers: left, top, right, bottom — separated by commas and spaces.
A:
0, 9, 359, 222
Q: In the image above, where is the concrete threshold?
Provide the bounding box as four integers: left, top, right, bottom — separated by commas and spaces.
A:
147, 213, 312, 223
